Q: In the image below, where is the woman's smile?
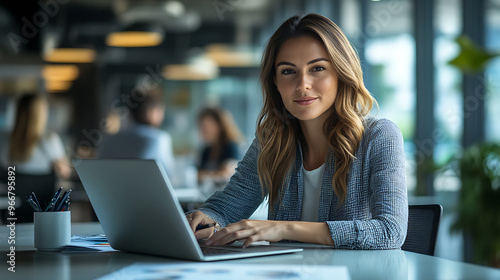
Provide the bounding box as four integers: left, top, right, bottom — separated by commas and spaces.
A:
294, 96, 319, 106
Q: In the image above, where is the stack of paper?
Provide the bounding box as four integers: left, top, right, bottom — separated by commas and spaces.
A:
62, 234, 118, 252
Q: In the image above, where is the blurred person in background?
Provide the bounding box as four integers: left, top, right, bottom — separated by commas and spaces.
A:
197, 107, 242, 186
98, 90, 174, 176
1, 94, 71, 178
0, 94, 71, 222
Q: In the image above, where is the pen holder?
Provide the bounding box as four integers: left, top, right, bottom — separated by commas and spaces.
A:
34, 211, 71, 251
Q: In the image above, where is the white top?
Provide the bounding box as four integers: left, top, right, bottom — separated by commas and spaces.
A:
299, 163, 325, 222
1, 132, 66, 175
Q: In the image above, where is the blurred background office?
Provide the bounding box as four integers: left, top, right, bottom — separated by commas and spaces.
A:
0, 0, 498, 268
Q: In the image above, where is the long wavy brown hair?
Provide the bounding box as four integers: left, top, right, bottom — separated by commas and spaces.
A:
9, 94, 48, 162
257, 14, 375, 209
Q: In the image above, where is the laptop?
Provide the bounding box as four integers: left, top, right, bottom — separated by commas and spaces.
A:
73, 159, 303, 261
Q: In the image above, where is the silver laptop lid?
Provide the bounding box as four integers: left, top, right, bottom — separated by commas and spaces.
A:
73, 159, 204, 260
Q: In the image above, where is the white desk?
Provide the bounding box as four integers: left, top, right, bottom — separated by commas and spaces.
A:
1, 223, 500, 280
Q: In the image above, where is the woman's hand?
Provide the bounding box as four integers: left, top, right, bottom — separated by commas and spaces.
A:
187, 214, 335, 247
205, 219, 289, 248
186, 211, 218, 240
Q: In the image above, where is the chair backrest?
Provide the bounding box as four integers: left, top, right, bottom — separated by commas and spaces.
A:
402, 204, 443, 256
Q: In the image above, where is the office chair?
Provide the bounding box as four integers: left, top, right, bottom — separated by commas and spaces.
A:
402, 204, 443, 256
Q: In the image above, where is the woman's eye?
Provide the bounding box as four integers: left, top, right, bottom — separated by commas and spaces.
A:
312, 66, 326, 72
281, 69, 295, 75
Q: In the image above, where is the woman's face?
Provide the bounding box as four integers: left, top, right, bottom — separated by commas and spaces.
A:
199, 115, 220, 144
274, 35, 338, 123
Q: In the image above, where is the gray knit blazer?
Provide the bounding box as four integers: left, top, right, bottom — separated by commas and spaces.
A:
197, 118, 408, 249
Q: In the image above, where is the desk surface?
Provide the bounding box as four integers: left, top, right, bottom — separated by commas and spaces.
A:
1, 223, 499, 280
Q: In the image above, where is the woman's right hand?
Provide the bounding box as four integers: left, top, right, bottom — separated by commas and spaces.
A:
186, 211, 217, 240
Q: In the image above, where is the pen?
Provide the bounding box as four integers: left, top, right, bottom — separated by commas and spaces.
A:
45, 187, 63, 212
31, 192, 42, 211
30, 195, 42, 212
61, 201, 70, 211
24, 195, 38, 212
24, 196, 41, 212
56, 197, 70, 211
195, 223, 216, 231
32, 196, 43, 212
55, 189, 72, 211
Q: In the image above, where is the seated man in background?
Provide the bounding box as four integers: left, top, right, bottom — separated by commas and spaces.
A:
98, 91, 174, 176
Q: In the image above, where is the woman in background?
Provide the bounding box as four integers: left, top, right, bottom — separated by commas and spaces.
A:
2, 94, 70, 178
1, 94, 71, 222
197, 107, 243, 185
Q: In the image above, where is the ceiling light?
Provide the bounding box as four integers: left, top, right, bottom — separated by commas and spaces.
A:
44, 48, 96, 63
42, 65, 79, 82
205, 44, 259, 67
107, 31, 163, 47
106, 23, 164, 47
162, 57, 219, 80
163, 1, 185, 17
45, 80, 72, 92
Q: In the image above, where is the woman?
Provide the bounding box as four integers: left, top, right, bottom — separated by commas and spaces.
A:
197, 107, 242, 184
2, 94, 70, 178
186, 14, 407, 249
1, 94, 71, 222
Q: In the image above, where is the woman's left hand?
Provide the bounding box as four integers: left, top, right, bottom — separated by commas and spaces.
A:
204, 219, 289, 248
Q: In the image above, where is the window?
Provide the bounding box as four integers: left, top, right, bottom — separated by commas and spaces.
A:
485, 0, 500, 142
363, 0, 416, 190
433, 0, 462, 191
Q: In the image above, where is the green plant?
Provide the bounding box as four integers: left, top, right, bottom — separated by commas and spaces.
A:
450, 143, 500, 267
448, 35, 500, 74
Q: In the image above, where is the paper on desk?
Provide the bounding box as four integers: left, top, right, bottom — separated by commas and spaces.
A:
61, 234, 118, 252
97, 263, 350, 280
